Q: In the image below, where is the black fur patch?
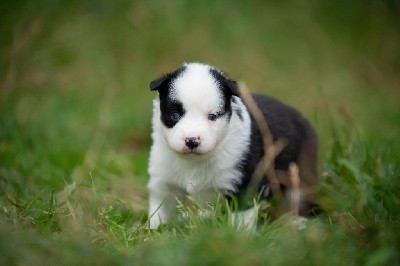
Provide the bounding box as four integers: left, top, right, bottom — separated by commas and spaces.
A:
233, 94, 311, 199
150, 66, 187, 128
160, 100, 185, 129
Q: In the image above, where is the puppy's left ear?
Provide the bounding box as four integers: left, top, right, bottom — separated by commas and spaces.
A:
210, 69, 239, 97
223, 78, 239, 97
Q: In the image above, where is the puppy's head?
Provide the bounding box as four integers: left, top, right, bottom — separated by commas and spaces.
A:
150, 62, 239, 156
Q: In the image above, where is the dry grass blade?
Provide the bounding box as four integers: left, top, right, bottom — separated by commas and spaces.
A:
289, 162, 300, 216
238, 82, 287, 209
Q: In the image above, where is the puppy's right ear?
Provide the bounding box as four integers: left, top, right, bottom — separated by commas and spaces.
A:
150, 65, 187, 92
150, 74, 171, 92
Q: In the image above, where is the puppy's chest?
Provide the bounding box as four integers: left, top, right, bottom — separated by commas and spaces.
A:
170, 159, 240, 195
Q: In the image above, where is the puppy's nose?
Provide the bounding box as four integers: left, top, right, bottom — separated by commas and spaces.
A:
185, 137, 201, 149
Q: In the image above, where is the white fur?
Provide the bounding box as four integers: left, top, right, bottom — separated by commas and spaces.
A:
229, 205, 259, 231
148, 63, 254, 229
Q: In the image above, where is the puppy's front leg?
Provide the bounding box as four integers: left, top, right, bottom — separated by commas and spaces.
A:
148, 181, 182, 229
229, 205, 259, 231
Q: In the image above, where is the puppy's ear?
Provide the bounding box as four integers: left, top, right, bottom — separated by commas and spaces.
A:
223, 78, 239, 97
150, 66, 187, 92
150, 74, 170, 91
210, 69, 239, 97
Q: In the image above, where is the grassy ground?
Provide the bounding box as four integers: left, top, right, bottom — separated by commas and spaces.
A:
1, 0, 399, 265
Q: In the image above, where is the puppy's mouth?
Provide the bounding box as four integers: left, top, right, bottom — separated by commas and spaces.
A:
174, 147, 209, 157
183, 150, 204, 155
182, 148, 205, 155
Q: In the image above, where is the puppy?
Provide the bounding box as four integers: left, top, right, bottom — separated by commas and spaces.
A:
147, 62, 318, 229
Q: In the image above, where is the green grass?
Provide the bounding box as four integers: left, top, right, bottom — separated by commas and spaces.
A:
1, 0, 399, 265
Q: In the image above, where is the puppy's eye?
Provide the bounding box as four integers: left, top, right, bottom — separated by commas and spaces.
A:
208, 114, 217, 121
170, 112, 182, 121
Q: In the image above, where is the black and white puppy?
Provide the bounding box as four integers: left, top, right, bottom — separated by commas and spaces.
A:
148, 62, 318, 229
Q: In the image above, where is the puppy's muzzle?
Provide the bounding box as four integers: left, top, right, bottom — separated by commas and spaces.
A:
185, 137, 201, 149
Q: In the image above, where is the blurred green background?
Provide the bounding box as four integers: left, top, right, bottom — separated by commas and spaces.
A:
1, 0, 399, 188
0, 0, 399, 265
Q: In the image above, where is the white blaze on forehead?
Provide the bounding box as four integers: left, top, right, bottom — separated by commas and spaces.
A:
171, 63, 222, 112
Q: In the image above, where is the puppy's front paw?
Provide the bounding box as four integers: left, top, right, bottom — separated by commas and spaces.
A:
292, 216, 308, 230
149, 216, 161, 229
